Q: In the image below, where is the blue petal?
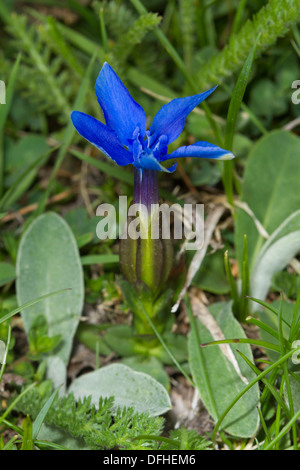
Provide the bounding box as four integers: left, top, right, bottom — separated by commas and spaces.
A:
95, 62, 147, 147
162, 141, 235, 161
150, 87, 217, 147
71, 111, 133, 166
134, 152, 177, 173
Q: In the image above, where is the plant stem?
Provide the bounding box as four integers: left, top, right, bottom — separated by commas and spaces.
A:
133, 168, 159, 208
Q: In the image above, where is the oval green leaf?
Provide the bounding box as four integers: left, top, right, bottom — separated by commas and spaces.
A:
188, 301, 260, 437
235, 130, 300, 273
68, 363, 171, 416
16, 212, 84, 365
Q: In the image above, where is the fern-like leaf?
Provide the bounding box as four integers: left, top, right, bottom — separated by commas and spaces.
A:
160, 428, 213, 451
195, 0, 300, 88
92, 0, 136, 39
114, 12, 161, 61
6, 14, 74, 121
179, 0, 196, 70
13, 388, 164, 450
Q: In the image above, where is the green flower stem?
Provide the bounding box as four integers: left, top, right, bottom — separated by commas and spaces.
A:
133, 293, 158, 337
138, 299, 195, 386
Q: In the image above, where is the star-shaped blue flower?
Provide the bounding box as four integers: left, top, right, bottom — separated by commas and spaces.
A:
71, 62, 234, 173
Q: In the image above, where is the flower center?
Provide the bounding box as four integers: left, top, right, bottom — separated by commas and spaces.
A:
128, 128, 168, 170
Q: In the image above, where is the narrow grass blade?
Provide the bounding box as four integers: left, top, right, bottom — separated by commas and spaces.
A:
32, 387, 61, 440
257, 406, 271, 447
34, 50, 98, 217
2, 435, 18, 450
143, 309, 194, 386
20, 416, 34, 450
0, 53, 22, 197
1, 418, 24, 436
0, 288, 70, 324
33, 440, 69, 450
200, 337, 281, 353
264, 408, 300, 450
277, 294, 298, 448
222, 36, 259, 205
0, 54, 21, 132
246, 317, 281, 343
99, 6, 109, 53
26, 7, 102, 57
0, 324, 11, 383
45, 16, 83, 76
224, 250, 239, 312
126, 285, 194, 387
289, 287, 300, 342
282, 361, 298, 449
0, 1, 11, 23
278, 295, 285, 355
0, 382, 36, 424
70, 149, 133, 185
247, 296, 292, 329
0, 146, 59, 212
232, 0, 248, 35
240, 234, 250, 321
211, 347, 300, 441
236, 349, 291, 419
132, 434, 180, 448
67, 0, 98, 30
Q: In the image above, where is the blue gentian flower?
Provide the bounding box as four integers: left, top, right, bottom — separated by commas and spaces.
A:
71, 63, 234, 173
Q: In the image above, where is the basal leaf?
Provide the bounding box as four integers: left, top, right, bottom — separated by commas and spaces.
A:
251, 231, 300, 306
16, 212, 84, 365
0, 262, 16, 287
191, 249, 230, 295
235, 131, 300, 273
284, 372, 300, 414
188, 301, 259, 437
68, 363, 171, 417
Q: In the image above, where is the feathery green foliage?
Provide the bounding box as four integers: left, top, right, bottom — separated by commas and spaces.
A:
93, 0, 165, 80
160, 428, 213, 450
92, 0, 135, 39
5, 14, 74, 121
196, 0, 300, 88
13, 388, 164, 450
112, 12, 161, 65
38, 16, 83, 77
93, 1, 162, 73
179, 0, 196, 70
